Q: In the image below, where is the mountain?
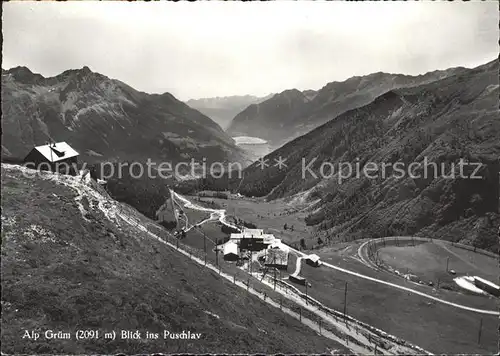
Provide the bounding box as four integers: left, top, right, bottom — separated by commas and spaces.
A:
186, 94, 273, 130
206, 59, 500, 252
1, 66, 246, 165
1, 163, 345, 354
227, 89, 313, 148
226, 67, 468, 148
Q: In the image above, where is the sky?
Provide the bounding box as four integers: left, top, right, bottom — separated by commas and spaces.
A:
2, 1, 498, 101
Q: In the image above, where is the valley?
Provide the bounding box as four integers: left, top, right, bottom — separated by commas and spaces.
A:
2, 3, 498, 354
2, 58, 498, 354
202, 59, 500, 257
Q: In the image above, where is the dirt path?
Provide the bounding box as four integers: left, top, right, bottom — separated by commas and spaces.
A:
170, 189, 241, 232
291, 256, 303, 277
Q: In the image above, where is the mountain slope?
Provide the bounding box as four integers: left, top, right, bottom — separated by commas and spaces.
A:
1, 66, 245, 164
186, 94, 273, 130
0, 164, 345, 354
226, 66, 468, 148
213, 59, 500, 251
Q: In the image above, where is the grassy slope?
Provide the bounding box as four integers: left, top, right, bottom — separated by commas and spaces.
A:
0, 166, 344, 354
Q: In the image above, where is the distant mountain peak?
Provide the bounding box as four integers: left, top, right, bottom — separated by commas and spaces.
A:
226, 61, 488, 146
57, 65, 98, 80
185, 94, 274, 129
7, 66, 34, 75
4, 66, 45, 84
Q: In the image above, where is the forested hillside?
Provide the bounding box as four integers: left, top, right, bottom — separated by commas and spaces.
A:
204, 59, 500, 252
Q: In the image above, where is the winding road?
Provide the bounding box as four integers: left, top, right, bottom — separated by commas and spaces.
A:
169, 189, 242, 232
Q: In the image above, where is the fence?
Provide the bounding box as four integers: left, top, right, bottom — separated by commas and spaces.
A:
364, 236, 499, 264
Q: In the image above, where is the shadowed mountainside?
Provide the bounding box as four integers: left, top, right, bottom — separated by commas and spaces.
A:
206, 59, 500, 252
226, 66, 468, 148
1, 66, 246, 165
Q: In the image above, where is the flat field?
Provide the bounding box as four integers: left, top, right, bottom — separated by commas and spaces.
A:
378, 241, 499, 289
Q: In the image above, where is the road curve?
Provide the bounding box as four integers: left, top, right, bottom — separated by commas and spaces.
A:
169, 189, 242, 232
321, 260, 498, 315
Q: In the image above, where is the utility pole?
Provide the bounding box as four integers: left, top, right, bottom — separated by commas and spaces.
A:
305, 281, 308, 305
273, 253, 277, 290
477, 318, 483, 344
343, 282, 348, 317
215, 239, 219, 267
250, 250, 253, 274
203, 228, 207, 266
49, 139, 54, 166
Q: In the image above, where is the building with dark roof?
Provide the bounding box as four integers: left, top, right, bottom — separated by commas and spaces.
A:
24, 142, 79, 174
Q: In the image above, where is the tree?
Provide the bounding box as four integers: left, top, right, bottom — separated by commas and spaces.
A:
284, 223, 288, 230
300, 238, 306, 250
317, 237, 323, 245
160, 220, 177, 230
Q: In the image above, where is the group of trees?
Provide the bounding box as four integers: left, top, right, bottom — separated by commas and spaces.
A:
159, 220, 177, 230
101, 161, 173, 220
198, 191, 229, 199
221, 224, 239, 234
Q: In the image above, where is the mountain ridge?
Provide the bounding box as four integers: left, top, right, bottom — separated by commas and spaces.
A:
226, 64, 474, 148
185, 94, 273, 130
1, 66, 246, 165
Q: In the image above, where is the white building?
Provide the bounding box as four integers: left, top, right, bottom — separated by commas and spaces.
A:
304, 254, 321, 267
223, 241, 239, 261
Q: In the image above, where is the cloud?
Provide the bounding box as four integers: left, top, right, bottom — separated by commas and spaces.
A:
2, 1, 498, 100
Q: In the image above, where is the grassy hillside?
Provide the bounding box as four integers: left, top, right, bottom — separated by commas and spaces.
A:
0, 164, 344, 354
